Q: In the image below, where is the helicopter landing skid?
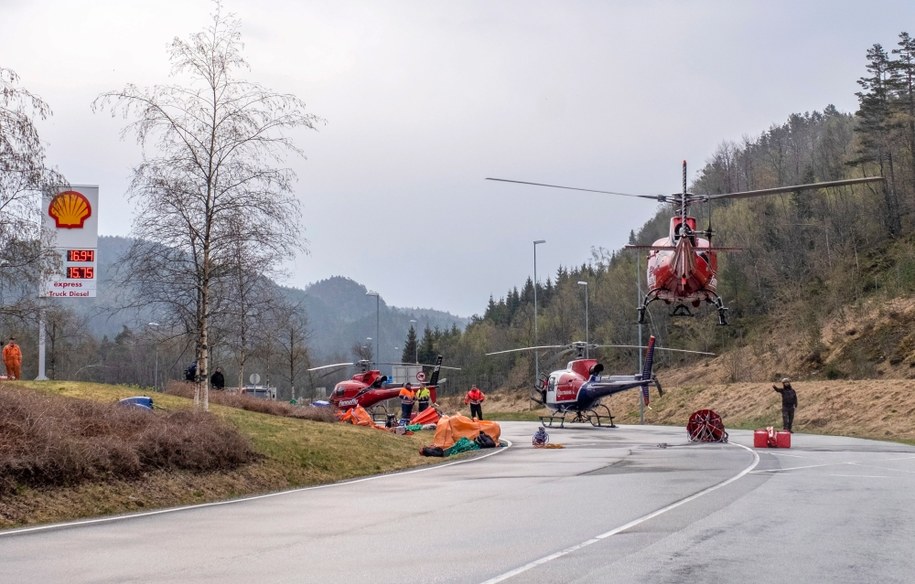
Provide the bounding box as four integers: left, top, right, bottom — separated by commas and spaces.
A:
539, 405, 616, 429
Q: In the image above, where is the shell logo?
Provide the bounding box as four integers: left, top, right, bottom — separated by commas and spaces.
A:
48, 190, 92, 229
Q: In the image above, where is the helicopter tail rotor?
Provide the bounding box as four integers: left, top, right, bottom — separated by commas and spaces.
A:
703, 192, 716, 241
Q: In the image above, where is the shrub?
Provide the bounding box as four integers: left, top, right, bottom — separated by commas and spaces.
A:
0, 387, 258, 494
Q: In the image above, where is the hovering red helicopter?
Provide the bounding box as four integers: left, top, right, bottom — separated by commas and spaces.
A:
307, 356, 450, 413
488, 163, 884, 325
487, 337, 713, 428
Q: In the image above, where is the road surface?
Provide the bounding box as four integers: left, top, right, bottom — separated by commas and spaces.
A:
2, 422, 914, 583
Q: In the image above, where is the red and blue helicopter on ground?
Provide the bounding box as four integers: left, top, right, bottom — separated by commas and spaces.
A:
487, 336, 713, 427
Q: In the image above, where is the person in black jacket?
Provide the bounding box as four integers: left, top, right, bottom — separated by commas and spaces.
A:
773, 377, 798, 432
210, 367, 225, 390
184, 362, 197, 382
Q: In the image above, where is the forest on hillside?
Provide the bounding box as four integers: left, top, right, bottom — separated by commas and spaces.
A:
401, 32, 915, 396
3, 32, 915, 401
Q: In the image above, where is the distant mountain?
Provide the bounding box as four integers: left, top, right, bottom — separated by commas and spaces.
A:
76, 237, 468, 363
280, 276, 468, 363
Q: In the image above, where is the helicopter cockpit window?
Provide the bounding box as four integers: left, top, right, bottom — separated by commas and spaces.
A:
547, 376, 557, 392
333, 385, 345, 397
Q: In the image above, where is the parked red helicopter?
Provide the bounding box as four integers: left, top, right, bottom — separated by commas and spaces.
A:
307, 355, 451, 413
488, 163, 884, 325
487, 337, 714, 428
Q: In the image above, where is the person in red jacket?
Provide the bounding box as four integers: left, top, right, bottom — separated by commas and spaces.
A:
464, 384, 486, 420
3, 337, 22, 380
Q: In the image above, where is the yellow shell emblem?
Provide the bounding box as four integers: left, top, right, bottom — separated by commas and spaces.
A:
49, 190, 92, 229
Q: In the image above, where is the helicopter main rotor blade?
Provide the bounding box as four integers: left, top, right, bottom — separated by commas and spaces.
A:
306, 362, 356, 372
625, 244, 745, 252
591, 343, 716, 356
486, 177, 663, 201
485, 345, 566, 356
382, 361, 463, 371
705, 176, 884, 201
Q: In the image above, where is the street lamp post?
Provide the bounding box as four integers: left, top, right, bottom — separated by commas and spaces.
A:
148, 322, 160, 390
366, 292, 380, 366
637, 255, 646, 424
533, 240, 546, 389
409, 319, 418, 363
577, 281, 589, 358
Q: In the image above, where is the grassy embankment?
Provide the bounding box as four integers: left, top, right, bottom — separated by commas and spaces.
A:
0, 380, 440, 530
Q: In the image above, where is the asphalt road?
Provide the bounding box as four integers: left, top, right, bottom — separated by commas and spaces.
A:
2, 422, 914, 583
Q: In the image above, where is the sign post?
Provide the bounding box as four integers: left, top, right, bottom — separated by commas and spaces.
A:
37, 185, 99, 380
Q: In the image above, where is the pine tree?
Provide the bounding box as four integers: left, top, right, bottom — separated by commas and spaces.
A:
401, 325, 418, 363
855, 43, 901, 235
891, 32, 915, 206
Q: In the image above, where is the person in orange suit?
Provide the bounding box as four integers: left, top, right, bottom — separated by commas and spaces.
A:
399, 382, 416, 424
464, 384, 486, 420
3, 337, 22, 380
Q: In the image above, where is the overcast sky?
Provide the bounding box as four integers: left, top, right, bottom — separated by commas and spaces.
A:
3, 0, 914, 317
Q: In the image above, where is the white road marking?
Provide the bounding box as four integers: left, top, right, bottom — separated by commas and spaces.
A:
479, 442, 760, 584
1, 439, 513, 537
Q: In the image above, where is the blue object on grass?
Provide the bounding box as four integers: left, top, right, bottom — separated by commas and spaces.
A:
119, 396, 153, 410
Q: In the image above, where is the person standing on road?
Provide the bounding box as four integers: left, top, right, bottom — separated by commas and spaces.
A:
773, 377, 798, 432
3, 337, 22, 380
464, 384, 486, 420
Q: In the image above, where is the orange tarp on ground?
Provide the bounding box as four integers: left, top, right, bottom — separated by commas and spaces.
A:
432, 415, 501, 449
411, 406, 441, 426
339, 405, 375, 426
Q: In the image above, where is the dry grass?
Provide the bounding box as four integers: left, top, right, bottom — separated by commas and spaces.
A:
0, 386, 257, 495
0, 381, 439, 529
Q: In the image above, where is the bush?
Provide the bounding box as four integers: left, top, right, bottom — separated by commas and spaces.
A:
0, 386, 259, 494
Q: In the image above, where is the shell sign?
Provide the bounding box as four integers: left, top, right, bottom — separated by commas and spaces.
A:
40, 186, 99, 299
42, 185, 98, 249
48, 190, 92, 229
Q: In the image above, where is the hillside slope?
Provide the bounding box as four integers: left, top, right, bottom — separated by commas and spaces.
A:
445, 295, 915, 444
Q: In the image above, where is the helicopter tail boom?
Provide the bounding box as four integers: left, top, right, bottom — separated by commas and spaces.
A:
427, 355, 444, 386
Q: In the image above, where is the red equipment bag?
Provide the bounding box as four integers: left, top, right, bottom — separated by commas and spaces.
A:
755, 427, 791, 448
775, 430, 791, 448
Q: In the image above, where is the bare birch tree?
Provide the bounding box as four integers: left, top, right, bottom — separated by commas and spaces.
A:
93, 4, 322, 409
0, 67, 66, 317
